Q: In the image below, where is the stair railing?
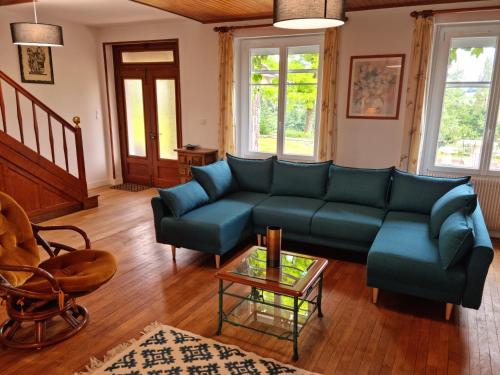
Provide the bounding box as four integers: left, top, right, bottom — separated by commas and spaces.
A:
0, 70, 88, 195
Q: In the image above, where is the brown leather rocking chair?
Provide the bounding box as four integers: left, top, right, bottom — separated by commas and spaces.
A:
0, 192, 117, 349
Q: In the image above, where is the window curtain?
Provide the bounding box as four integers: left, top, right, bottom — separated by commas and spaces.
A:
401, 15, 434, 173
318, 28, 341, 162
218, 31, 236, 157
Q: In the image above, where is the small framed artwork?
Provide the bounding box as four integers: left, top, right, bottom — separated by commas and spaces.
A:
346, 54, 405, 120
18, 45, 54, 84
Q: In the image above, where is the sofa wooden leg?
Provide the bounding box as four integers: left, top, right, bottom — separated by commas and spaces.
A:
171, 245, 176, 262
215, 255, 221, 269
446, 303, 454, 321
263, 236, 267, 246
257, 234, 262, 246
372, 288, 379, 304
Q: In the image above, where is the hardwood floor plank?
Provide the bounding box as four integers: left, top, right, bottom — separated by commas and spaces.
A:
0, 187, 499, 375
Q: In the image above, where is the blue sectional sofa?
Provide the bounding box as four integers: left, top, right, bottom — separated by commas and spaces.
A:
151, 155, 494, 319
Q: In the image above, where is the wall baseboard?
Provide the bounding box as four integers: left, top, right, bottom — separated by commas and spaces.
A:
87, 178, 116, 189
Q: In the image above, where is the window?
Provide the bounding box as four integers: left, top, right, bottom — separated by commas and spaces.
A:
422, 23, 500, 175
238, 35, 323, 161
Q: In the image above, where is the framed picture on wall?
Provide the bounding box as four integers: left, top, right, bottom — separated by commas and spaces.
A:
18, 45, 54, 84
346, 54, 405, 120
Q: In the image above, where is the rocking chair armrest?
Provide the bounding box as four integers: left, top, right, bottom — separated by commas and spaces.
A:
32, 224, 91, 249
48, 241, 78, 254
0, 264, 61, 300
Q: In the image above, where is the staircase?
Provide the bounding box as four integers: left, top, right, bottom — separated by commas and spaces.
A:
0, 70, 98, 222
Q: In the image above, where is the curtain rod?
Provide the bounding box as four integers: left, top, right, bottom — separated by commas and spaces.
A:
411, 5, 500, 18
214, 24, 273, 32
213, 19, 349, 33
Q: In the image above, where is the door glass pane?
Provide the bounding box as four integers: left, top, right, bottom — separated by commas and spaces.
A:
249, 48, 279, 154
122, 50, 174, 64
284, 45, 320, 156
490, 108, 500, 171
124, 79, 146, 157
435, 37, 496, 169
156, 79, 178, 160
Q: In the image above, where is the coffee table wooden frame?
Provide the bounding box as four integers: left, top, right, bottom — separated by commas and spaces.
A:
215, 246, 328, 360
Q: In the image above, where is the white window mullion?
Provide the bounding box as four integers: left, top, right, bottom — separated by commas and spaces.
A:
481, 36, 500, 174
277, 46, 287, 158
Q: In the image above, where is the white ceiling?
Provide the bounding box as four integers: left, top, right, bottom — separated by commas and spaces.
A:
4, 0, 182, 26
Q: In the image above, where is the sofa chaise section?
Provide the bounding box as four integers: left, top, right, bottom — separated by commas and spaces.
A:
367, 211, 467, 305
153, 190, 267, 267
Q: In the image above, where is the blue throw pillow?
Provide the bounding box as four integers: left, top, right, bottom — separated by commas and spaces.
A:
430, 184, 477, 238
191, 160, 238, 202
389, 170, 470, 214
227, 154, 276, 193
271, 159, 331, 199
324, 164, 393, 209
159, 181, 209, 218
439, 210, 474, 270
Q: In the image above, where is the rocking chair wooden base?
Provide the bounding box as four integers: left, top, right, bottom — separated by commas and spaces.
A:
0, 299, 89, 350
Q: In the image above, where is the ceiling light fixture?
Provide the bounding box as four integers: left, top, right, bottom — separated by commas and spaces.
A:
10, 0, 64, 47
273, 0, 345, 30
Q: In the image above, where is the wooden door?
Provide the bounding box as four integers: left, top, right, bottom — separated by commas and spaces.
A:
113, 42, 182, 187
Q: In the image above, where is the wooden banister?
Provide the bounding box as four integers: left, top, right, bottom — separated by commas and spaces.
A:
0, 71, 75, 133
0, 80, 7, 132
0, 70, 86, 185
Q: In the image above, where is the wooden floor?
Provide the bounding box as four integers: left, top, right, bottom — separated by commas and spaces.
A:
1, 187, 500, 375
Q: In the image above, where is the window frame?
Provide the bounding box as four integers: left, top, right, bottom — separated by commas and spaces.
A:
236, 34, 324, 162
421, 22, 500, 176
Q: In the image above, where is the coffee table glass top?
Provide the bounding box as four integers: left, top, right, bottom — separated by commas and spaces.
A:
229, 246, 317, 287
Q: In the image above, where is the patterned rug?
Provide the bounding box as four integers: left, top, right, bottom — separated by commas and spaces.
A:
110, 183, 151, 192
76, 323, 317, 375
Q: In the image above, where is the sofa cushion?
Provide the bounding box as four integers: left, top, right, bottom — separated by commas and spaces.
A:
158, 181, 209, 218
439, 210, 474, 270
271, 160, 331, 199
227, 154, 276, 193
367, 211, 466, 303
389, 170, 470, 214
324, 165, 393, 209
430, 184, 477, 238
311, 202, 385, 243
191, 160, 238, 202
161, 191, 267, 254
253, 196, 325, 235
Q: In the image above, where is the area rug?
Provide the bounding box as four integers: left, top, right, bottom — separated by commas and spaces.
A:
110, 183, 151, 192
76, 322, 317, 375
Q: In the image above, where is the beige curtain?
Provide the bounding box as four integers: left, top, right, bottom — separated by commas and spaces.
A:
218, 31, 235, 157
401, 15, 434, 173
318, 28, 341, 162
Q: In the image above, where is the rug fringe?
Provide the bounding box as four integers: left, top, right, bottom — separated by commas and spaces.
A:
141, 321, 163, 334
73, 324, 166, 375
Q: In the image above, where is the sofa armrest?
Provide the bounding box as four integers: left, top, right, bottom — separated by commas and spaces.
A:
462, 203, 494, 309
151, 196, 172, 244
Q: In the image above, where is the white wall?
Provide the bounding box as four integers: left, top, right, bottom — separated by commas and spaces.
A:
0, 9, 108, 188
336, 7, 414, 168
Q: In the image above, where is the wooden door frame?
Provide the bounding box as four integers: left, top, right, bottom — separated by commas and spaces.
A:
112, 40, 183, 186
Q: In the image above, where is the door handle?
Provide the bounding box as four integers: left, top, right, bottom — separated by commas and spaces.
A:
149, 132, 156, 140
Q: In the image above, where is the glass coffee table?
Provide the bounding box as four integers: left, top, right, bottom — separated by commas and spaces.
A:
215, 246, 328, 360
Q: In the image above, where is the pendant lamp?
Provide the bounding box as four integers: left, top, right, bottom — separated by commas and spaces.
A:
273, 0, 345, 29
11, 0, 63, 47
